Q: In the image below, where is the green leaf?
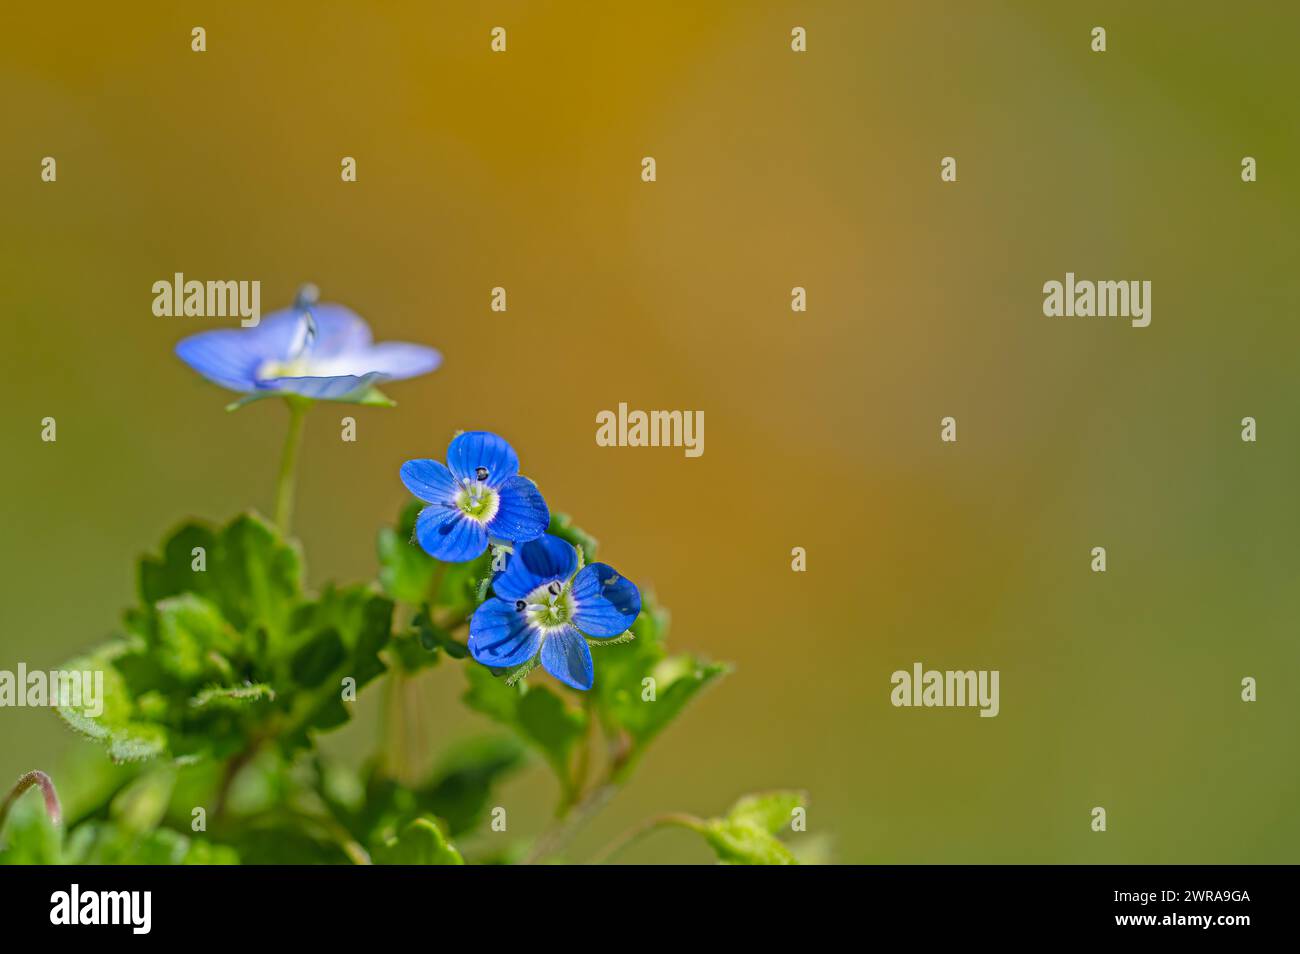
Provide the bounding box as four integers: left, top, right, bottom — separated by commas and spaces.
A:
702, 819, 798, 865
726, 790, 807, 835
697, 791, 807, 864
57, 643, 168, 763
375, 817, 464, 865
150, 594, 242, 683
67, 516, 393, 763
217, 513, 304, 644
624, 657, 730, 750
62, 821, 238, 864
377, 501, 436, 604
139, 512, 303, 646
278, 585, 393, 745
417, 736, 527, 836
225, 391, 278, 412
377, 501, 492, 623
289, 628, 347, 688
352, 387, 396, 407
0, 789, 63, 864
109, 766, 176, 835
189, 683, 276, 709
463, 666, 586, 799
387, 606, 467, 673
591, 593, 729, 768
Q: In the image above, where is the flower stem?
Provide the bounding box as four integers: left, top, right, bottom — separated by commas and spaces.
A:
523, 779, 621, 865
274, 398, 309, 535
0, 771, 62, 831
589, 812, 705, 865
523, 727, 633, 864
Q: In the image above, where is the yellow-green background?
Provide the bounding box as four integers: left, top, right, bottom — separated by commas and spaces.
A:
2, 1, 1297, 863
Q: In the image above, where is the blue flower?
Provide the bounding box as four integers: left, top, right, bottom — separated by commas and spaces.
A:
400, 432, 550, 563
176, 293, 440, 404
468, 534, 641, 690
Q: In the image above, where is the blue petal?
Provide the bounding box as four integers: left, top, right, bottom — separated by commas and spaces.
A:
177, 307, 344, 394
570, 563, 641, 637
248, 305, 351, 361
360, 342, 442, 380
446, 431, 519, 487
175, 329, 264, 392
259, 371, 383, 400
486, 476, 550, 544
540, 625, 594, 691
469, 598, 542, 668
400, 459, 458, 505
415, 505, 488, 562
491, 535, 577, 601
309, 306, 377, 358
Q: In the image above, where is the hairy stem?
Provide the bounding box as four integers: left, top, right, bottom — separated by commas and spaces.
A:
524, 728, 632, 864
0, 771, 62, 831
589, 812, 705, 865
273, 398, 309, 535
523, 780, 620, 865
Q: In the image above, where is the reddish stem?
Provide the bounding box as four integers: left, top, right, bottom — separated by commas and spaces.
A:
0, 771, 63, 831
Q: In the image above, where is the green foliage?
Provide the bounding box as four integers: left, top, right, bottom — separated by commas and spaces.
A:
13, 490, 804, 866
58, 512, 393, 764
0, 778, 238, 865
417, 736, 527, 836
375, 817, 464, 865
0, 791, 63, 864
463, 666, 588, 803
378, 501, 492, 623
589, 591, 730, 778
377, 501, 435, 605
700, 791, 807, 865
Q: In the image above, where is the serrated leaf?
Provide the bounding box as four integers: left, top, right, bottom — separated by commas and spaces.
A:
151, 594, 242, 682
590, 592, 729, 766
278, 586, 393, 744
702, 819, 798, 865
375, 817, 464, 865
726, 790, 807, 835
189, 683, 276, 709
56, 643, 168, 763
139, 512, 303, 646
627, 657, 730, 748
463, 666, 586, 799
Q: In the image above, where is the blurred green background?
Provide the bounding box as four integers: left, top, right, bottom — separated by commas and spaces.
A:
2, 0, 1298, 862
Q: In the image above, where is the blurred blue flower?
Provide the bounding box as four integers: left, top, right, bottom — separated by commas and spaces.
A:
468, 534, 641, 690
176, 290, 440, 405
400, 431, 550, 563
